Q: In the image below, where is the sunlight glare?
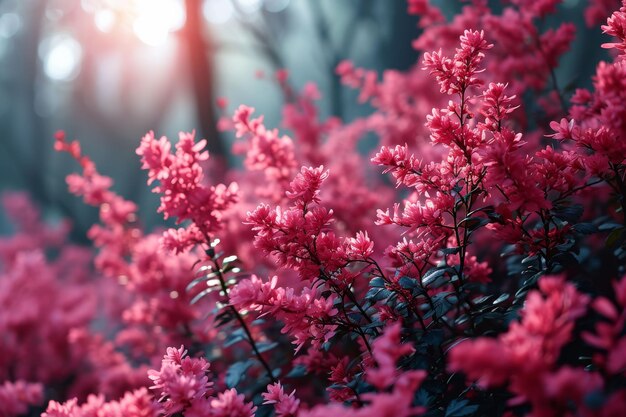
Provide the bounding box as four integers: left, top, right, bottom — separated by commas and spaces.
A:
132, 0, 185, 46
94, 9, 116, 32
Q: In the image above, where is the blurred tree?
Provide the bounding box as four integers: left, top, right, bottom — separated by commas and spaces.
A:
0, 0, 609, 239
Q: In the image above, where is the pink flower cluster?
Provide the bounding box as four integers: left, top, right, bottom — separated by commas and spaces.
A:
137, 132, 239, 253
233, 105, 297, 184
43, 346, 256, 417
42, 389, 157, 417
53, 133, 219, 390
147, 346, 255, 417
0, 381, 43, 417
602, 1, 626, 56
449, 275, 626, 416
262, 383, 300, 417
229, 274, 338, 353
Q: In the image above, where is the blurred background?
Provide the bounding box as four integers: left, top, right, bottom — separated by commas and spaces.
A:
0, 0, 607, 239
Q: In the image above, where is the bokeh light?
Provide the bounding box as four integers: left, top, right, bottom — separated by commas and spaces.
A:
84, 0, 290, 43
234, 0, 263, 15
203, 0, 235, 25
83, 0, 186, 46
40, 34, 83, 82
0, 13, 22, 39
94, 9, 116, 33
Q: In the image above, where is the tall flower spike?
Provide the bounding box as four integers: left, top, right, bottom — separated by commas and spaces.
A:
602, 1, 626, 57
137, 131, 239, 253
423, 30, 493, 95
232, 105, 297, 182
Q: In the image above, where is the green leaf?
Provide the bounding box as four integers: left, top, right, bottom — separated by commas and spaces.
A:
573, 223, 598, 235
365, 288, 383, 300
598, 222, 622, 231
472, 295, 491, 304
492, 293, 509, 305
552, 204, 584, 223
422, 268, 446, 287
223, 255, 238, 264
215, 309, 235, 327
606, 227, 625, 249
257, 342, 279, 353
362, 321, 384, 330
421, 329, 444, 346
425, 292, 455, 319
441, 246, 461, 255
552, 251, 579, 267
399, 276, 417, 289
369, 277, 385, 288
286, 365, 308, 378
226, 361, 253, 388
459, 216, 489, 231
186, 271, 219, 292
555, 240, 575, 251
374, 289, 392, 301
521, 254, 538, 265
221, 263, 240, 273
190, 287, 219, 305
224, 329, 245, 347
445, 399, 479, 417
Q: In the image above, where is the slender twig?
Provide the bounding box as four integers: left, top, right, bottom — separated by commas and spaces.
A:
610, 163, 626, 226
201, 233, 277, 383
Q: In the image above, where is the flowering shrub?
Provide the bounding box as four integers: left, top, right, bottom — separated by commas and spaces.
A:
1, 1, 626, 416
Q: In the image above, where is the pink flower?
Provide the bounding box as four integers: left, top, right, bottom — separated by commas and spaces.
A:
602, 1, 626, 56
407, 0, 444, 28
148, 346, 212, 415
229, 275, 278, 311
347, 231, 374, 259
423, 30, 493, 95
42, 399, 79, 417
285, 166, 329, 209
366, 323, 415, 389
263, 383, 300, 417
232, 105, 297, 182
510, 0, 561, 18
42, 389, 157, 417
0, 380, 43, 417
160, 225, 206, 254
547, 118, 577, 140
209, 389, 257, 417
450, 276, 590, 410
586, 0, 618, 26
136, 131, 239, 251
371, 145, 422, 189
480, 82, 519, 132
